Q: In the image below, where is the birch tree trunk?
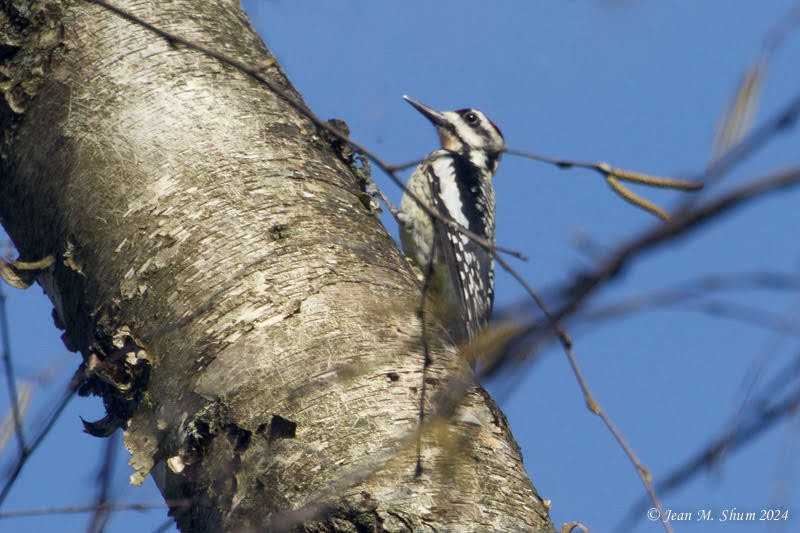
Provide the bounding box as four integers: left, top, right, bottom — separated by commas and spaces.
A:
0, 1, 554, 531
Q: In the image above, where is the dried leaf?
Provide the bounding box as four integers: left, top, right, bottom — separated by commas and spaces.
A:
0, 381, 32, 453
608, 167, 702, 191
606, 176, 670, 221
713, 60, 766, 158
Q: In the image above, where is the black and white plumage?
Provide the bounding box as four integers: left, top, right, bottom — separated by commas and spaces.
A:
399, 96, 504, 342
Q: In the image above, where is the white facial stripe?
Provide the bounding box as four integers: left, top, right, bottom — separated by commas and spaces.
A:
440, 110, 504, 153
443, 111, 485, 148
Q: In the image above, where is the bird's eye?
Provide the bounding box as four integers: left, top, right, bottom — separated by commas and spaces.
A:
464, 112, 479, 125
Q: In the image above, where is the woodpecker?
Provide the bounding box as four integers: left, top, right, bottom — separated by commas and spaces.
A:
399, 96, 504, 343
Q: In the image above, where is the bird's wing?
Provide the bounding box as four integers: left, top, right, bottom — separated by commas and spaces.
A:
424, 160, 492, 342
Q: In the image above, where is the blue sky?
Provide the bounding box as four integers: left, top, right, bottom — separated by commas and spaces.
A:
2, 1, 800, 532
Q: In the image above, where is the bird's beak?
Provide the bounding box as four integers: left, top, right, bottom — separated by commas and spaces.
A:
403, 95, 448, 128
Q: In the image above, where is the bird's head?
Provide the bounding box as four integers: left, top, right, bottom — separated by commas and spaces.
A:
403, 95, 505, 155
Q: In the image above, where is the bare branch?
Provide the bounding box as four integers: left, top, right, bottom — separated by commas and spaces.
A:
555, 164, 800, 319
618, 382, 800, 531
0, 501, 183, 519
581, 272, 800, 335
505, 147, 702, 220
695, 92, 800, 190
0, 286, 24, 453
0, 371, 81, 506
0, 382, 31, 454
87, 432, 120, 533
486, 253, 672, 531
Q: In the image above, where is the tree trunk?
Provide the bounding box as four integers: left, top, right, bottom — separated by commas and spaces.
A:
0, 1, 553, 531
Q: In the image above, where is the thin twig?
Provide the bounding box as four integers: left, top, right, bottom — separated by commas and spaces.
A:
0, 382, 31, 454
616, 383, 800, 532
763, 0, 800, 54
493, 166, 800, 403
504, 147, 702, 190
0, 286, 25, 453
87, 432, 120, 533
581, 272, 800, 334
151, 517, 177, 533
0, 370, 81, 506
504, 147, 702, 220
414, 235, 439, 478
691, 91, 800, 193
727, 297, 800, 435
0, 500, 187, 519
268, 363, 477, 532
483, 169, 800, 533
554, 164, 800, 321
492, 254, 672, 532
562, 338, 673, 531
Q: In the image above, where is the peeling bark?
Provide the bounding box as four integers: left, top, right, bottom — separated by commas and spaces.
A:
0, 1, 554, 531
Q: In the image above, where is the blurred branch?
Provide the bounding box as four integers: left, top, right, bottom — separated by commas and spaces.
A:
618, 376, 800, 532
686, 299, 800, 335
697, 91, 800, 190
580, 272, 800, 335
0, 371, 81, 506
0, 501, 174, 519
0, 382, 31, 454
487, 255, 672, 531
556, 164, 800, 318
762, 1, 800, 54
152, 518, 178, 533
489, 164, 800, 417
87, 432, 119, 533
0, 286, 25, 453
486, 166, 800, 533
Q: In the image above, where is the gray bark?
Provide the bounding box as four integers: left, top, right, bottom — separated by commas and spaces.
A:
0, 1, 554, 531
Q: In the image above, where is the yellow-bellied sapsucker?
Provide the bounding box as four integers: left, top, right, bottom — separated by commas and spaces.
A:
399, 95, 504, 343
